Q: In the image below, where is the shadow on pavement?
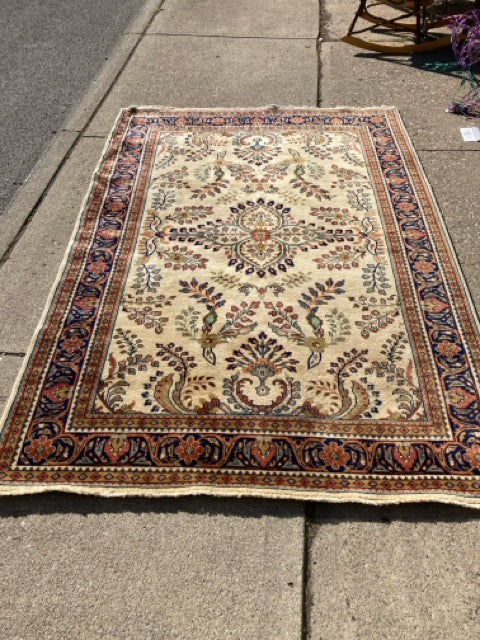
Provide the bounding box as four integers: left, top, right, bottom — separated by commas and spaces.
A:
0, 492, 304, 519
309, 500, 480, 523
1, 492, 479, 523
355, 46, 480, 79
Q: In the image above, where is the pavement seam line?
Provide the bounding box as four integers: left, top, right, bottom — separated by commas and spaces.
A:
47, 0, 167, 137
0, 0, 167, 269
316, 0, 323, 108
301, 503, 315, 640
0, 144, 80, 268
144, 32, 317, 40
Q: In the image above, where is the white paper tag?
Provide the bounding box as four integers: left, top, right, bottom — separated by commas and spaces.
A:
460, 127, 480, 142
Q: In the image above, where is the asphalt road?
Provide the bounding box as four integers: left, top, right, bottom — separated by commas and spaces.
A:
0, 0, 148, 218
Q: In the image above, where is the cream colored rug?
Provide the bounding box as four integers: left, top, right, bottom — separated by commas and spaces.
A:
1, 107, 480, 505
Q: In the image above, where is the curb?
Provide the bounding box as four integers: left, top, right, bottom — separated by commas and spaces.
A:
0, 0, 165, 264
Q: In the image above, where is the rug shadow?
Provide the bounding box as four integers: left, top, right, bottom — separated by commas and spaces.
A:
308, 500, 480, 524
1, 492, 479, 523
0, 492, 304, 520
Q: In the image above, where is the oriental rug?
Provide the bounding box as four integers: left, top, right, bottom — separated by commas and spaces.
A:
2, 107, 480, 505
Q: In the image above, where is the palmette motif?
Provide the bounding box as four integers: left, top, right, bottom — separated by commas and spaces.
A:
1, 107, 480, 503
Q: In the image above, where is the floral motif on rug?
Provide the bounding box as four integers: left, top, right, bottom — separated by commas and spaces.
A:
1, 107, 480, 504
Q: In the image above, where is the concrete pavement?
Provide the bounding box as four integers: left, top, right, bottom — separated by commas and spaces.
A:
1, 1, 480, 638
0, 0, 151, 220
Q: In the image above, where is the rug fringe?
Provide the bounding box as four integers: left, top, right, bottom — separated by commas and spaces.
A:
1, 483, 480, 508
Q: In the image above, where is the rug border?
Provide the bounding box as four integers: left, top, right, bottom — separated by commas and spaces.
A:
2, 105, 480, 508
0, 107, 128, 449
389, 108, 480, 372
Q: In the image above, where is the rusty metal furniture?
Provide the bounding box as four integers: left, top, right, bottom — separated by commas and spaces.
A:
342, 0, 455, 54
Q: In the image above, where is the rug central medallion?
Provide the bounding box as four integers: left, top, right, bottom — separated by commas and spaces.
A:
166, 198, 322, 276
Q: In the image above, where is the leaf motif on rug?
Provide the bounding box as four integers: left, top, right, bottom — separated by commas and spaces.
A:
1, 107, 480, 504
